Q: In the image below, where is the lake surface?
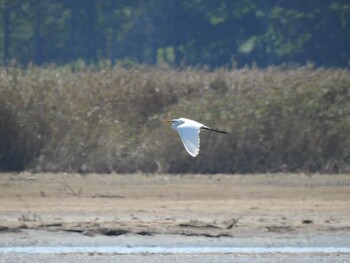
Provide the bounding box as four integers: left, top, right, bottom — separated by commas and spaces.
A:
1, 246, 350, 254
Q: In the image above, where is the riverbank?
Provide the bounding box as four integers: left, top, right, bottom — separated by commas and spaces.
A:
0, 173, 349, 262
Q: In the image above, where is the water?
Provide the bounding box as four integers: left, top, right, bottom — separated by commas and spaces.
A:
1, 246, 350, 254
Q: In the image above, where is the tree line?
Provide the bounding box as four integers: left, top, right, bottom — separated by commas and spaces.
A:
1, 0, 350, 68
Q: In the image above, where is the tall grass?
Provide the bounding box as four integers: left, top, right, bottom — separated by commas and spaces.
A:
0, 65, 349, 173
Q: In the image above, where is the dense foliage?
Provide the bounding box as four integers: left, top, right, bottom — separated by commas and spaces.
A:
1, 65, 349, 173
1, 0, 349, 68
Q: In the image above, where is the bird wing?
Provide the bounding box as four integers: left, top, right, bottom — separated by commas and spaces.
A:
177, 125, 200, 157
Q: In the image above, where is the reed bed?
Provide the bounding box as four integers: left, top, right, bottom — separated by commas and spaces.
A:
1, 65, 349, 173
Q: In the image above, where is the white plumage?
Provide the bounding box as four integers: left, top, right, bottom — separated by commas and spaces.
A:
165, 118, 228, 157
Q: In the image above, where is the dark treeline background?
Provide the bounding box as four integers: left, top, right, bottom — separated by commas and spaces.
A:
1, 0, 350, 68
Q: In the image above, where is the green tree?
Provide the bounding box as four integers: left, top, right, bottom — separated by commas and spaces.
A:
0, 0, 349, 67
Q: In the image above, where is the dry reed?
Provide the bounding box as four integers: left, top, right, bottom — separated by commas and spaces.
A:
0, 64, 349, 173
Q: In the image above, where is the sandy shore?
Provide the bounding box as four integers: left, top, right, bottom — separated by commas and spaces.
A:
0, 173, 349, 262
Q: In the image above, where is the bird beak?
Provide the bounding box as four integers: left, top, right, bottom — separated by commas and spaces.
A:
161, 119, 173, 123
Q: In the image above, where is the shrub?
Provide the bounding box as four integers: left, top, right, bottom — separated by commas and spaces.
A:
0, 65, 349, 173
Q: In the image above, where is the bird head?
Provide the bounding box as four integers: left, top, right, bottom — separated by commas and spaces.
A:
162, 118, 183, 130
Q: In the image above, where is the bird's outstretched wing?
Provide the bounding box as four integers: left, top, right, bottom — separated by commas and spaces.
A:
177, 126, 200, 157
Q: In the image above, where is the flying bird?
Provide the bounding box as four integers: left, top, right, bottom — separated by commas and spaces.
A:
164, 118, 228, 157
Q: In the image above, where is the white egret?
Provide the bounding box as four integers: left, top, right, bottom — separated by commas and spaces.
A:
164, 118, 228, 157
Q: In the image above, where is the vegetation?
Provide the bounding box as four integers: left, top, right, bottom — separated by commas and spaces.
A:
1, 2, 348, 174
1, 65, 349, 173
0, 1, 349, 68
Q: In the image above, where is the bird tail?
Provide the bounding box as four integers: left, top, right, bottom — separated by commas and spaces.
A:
201, 126, 229, 134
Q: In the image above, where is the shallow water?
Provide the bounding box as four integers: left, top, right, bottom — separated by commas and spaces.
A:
1, 246, 350, 254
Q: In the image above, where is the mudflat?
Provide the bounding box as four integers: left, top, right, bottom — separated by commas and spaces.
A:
0, 173, 350, 262
0, 173, 349, 237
